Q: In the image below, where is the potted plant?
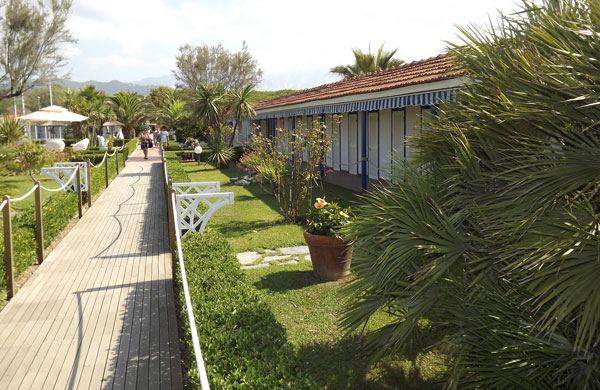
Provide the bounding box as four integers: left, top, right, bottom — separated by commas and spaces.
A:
304, 197, 353, 281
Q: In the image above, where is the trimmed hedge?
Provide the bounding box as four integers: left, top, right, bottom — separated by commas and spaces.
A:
165, 151, 190, 182
163, 143, 184, 151
178, 232, 315, 389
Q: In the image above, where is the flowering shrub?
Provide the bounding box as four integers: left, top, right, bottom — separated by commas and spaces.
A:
306, 197, 352, 238
246, 119, 337, 222
13, 142, 54, 181
237, 150, 258, 172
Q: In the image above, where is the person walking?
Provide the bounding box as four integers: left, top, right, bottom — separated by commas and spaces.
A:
160, 126, 169, 145
140, 132, 149, 159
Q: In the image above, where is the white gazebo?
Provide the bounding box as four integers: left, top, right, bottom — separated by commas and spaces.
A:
101, 120, 124, 139
20, 105, 88, 141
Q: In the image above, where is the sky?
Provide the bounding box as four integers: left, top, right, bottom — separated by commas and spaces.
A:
64, 0, 524, 90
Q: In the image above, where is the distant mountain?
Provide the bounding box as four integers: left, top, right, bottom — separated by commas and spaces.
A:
132, 75, 176, 87
57, 75, 176, 96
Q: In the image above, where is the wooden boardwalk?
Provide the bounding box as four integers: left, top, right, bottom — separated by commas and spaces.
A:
0, 147, 183, 389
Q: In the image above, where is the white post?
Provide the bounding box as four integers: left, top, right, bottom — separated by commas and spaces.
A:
21, 96, 25, 115
49, 80, 53, 106
13, 98, 17, 116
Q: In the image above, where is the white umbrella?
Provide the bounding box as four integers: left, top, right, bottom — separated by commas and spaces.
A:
102, 120, 124, 126
20, 105, 87, 122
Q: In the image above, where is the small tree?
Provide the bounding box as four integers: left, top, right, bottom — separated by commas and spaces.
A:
13, 141, 53, 181
246, 120, 334, 222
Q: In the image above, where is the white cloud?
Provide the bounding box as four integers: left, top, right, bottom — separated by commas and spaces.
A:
67, 0, 523, 88
89, 55, 145, 69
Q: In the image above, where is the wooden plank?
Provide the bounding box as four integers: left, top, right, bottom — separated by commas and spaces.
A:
0, 147, 183, 389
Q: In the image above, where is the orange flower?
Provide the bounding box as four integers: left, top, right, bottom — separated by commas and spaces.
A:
314, 197, 327, 209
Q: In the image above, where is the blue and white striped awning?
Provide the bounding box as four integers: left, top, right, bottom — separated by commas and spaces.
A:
255, 89, 455, 120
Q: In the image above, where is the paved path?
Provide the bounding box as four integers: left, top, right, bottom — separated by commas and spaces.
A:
0, 147, 183, 389
237, 246, 311, 269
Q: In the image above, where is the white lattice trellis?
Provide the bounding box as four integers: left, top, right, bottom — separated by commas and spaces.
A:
41, 162, 88, 192
172, 181, 220, 194
175, 192, 234, 236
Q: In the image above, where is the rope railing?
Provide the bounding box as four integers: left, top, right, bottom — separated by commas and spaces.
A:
171, 192, 211, 390
39, 166, 79, 192
162, 144, 210, 389
11, 183, 39, 202
90, 152, 108, 168
1, 141, 131, 301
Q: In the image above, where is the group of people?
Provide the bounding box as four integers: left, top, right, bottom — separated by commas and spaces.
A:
139, 125, 169, 160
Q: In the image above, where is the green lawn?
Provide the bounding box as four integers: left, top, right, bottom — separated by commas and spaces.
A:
245, 261, 448, 389
0, 174, 60, 212
181, 162, 356, 253
181, 160, 449, 389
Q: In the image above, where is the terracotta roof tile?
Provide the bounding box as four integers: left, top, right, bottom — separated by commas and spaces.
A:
255, 53, 465, 111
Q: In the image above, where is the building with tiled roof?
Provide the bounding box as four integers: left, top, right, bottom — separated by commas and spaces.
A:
237, 53, 466, 191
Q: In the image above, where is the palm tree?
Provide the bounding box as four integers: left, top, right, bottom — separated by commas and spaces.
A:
68, 85, 113, 144
158, 97, 189, 133
0, 118, 25, 144
192, 82, 227, 132
330, 43, 404, 79
111, 91, 147, 138
344, 1, 600, 388
62, 88, 86, 140
228, 84, 256, 146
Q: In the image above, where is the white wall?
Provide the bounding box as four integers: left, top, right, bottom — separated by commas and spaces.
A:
340, 113, 349, 171
379, 109, 392, 180
250, 104, 429, 180
325, 114, 333, 168
368, 112, 378, 179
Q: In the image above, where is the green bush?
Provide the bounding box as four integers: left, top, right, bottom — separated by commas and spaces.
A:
113, 139, 132, 147
0, 191, 78, 284
165, 151, 190, 183
179, 232, 315, 389
163, 143, 183, 151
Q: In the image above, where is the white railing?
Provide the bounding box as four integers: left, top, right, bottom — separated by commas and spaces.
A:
161, 145, 211, 390
171, 192, 211, 390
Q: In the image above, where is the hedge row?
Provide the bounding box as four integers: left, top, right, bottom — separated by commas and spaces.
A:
178, 232, 315, 389
62, 138, 133, 148
0, 139, 136, 293
165, 151, 191, 182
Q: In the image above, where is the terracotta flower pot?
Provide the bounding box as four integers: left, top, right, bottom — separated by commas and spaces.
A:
303, 230, 353, 281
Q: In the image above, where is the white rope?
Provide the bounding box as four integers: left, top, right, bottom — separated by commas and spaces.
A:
11, 183, 39, 202
0, 199, 6, 211
171, 192, 211, 390
106, 148, 117, 157
90, 152, 108, 168
40, 166, 79, 192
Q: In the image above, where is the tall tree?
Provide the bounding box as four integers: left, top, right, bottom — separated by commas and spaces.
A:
111, 91, 147, 139
330, 43, 404, 79
0, 0, 75, 101
173, 42, 263, 91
